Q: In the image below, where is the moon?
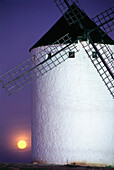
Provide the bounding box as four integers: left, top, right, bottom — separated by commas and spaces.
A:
17, 140, 27, 149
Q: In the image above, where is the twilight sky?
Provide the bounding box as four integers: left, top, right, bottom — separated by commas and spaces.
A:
0, 0, 113, 163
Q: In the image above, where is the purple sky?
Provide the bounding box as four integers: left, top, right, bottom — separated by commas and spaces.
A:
0, 0, 113, 163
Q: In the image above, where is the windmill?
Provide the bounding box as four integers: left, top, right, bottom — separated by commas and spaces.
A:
0, 0, 113, 97
0, 0, 114, 166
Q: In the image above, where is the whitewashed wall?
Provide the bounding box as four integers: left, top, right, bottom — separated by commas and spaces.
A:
31, 43, 114, 165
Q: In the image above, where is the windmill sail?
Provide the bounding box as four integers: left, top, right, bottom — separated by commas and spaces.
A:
54, 0, 86, 26
81, 7, 114, 97
0, 33, 78, 95
80, 41, 114, 97
92, 6, 114, 36
54, 0, 114, 97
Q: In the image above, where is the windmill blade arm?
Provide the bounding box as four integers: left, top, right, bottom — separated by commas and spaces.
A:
80, 39, 114, 98
92, 6, 114, 36
54, 0, 86, 26
0, 33, 79, 95
88, 35, 114, 79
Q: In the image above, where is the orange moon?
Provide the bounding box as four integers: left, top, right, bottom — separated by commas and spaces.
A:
17, 140, 27, 149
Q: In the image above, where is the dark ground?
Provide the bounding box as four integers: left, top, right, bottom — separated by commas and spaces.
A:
0, 163, 114, 170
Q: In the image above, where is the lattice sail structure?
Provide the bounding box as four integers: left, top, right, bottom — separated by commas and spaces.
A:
0, 34, 79, 95
80, 41, 114, 97
92, 6, 114, 36
54, 0, 114, 97
54, 0, 86, 26
82, 7, 114, 97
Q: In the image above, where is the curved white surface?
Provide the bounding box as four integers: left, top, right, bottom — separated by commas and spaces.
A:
31, 43, 114, 165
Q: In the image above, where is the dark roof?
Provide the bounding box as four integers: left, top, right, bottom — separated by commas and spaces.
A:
29, 4, 114, 52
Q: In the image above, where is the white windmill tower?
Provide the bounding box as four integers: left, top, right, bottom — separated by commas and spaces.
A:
0, 0, 114, 167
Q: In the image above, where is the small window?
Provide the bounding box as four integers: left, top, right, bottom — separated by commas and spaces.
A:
69, 51, 75, 58
111, 53, 113, 59
92, 52, 98, 59
47, 53, 52, 59
32, 55, 36, 62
